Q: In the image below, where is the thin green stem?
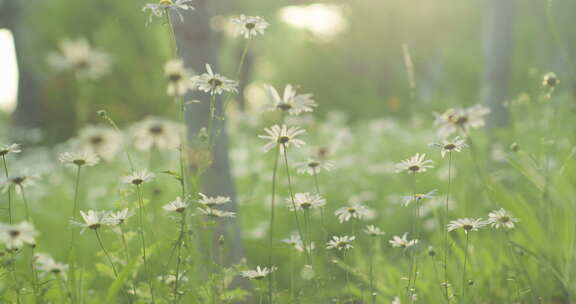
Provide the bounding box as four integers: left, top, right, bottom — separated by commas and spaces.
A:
19, 185, 30, 222
268, 145, 280, 304
68, 165, 82, 304
119, 224, 137, 297
222, 39, 252, 113
462, 233, 470, 300
136, 185, 155, 303
94, 229, 118, 277
99, 111, 135, 173
2, 155, 12, 224
369, 237, 375, 304
173, 211, 187, 303
282, 144, 308, 263
443, 152, 453, 303
207, 94, 217, 149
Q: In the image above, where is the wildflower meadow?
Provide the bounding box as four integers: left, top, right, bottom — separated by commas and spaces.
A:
0, 0, 575, 303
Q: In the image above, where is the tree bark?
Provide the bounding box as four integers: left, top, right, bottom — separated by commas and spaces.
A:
483, 0, 514, 128
0, 0, 44, 129
173, 0, 245, 275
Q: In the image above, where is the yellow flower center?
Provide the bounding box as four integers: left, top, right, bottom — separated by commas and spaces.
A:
160, 0, 173, 5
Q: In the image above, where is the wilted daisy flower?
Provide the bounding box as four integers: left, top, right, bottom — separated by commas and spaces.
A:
130, 117, 183, 151
191, 64, 238, 95
401, 190, 437, 207
198, 193, 231, 208
231, 15, 269, 39
165, 58, 194, 97
334, 203, 373, 223
432, 136, 467, 158
287, 192, 326, 211
395, 153, 434, 173
258, 124, 306, 152
106, 209, 132, 225
433, 104, 491, 138
542, 72, 559, 88
264, 84, 316, 115
59, 151, 100, 167
163, 197, 189, 213
447, 218, 486, 233
197, 207, 236, 218
295, 158, 334, 175
47, 37, 111, 80
389, 233, 418, 249
122, 170, 155, 185
326, 235, 355, 251
0, 144, 21, 156
142, 0, 194, 22
76, 125, 123, 160
487, 209, 519, 230
364, 225, 385, 236
74, 210, 110, 231
0, 222, 38, 249
241, 266, 276, 280
35, 253, 69, 277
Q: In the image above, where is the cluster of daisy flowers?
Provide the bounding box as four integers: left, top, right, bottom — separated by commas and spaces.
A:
11, 0, 562, 301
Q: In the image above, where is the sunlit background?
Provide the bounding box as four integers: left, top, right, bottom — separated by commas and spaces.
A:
1, 0, 575, 141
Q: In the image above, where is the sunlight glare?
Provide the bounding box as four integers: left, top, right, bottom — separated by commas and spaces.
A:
279, 4, 347, 41
0, 29, 18, 114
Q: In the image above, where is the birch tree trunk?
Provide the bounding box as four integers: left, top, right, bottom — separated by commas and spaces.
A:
0, 0, 44, 128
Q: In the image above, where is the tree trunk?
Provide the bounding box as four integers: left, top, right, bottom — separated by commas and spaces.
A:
173, 0, 246, 279
482, 0, 514, 128
0, 0, 44, 129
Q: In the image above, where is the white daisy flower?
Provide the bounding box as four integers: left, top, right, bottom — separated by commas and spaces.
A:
326, 235, 355, 251
487, 209, 519, 230
389, 233, 418, 249
130, 117, 183, 151
542, 72, 559, 88
263, 84, 316, 115
241, 266, 276, 280
364, 225, 385, 237
47, 37, 111, 80
197, 193, 231, 208
164, 58, 194, 97
122, 170, 156, 185
2, 171, 35, 193
197, 207, 236, 218
395, 153, 434, 173
191, 64, 238, 95
447, 218, 487, 233
0, 144, 21, 156
106, 209, 132, 226
0, 222, 38, 249
401, 190, 437, 207
431, 136, 467, 158
76, 125, 123, 160
281, 234, 313, 253
334, 203, 373, 223
74, 210, 110, 232
231, 15, 270, 39
163, 197, 189, 213
142, 0, 194, 22
295, 158, 334, 175
287, 192, 325, 211
35, 253, 69, 277
433, 104, 491, 138
59, 151, 100, 167
258, 124, 306, 152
